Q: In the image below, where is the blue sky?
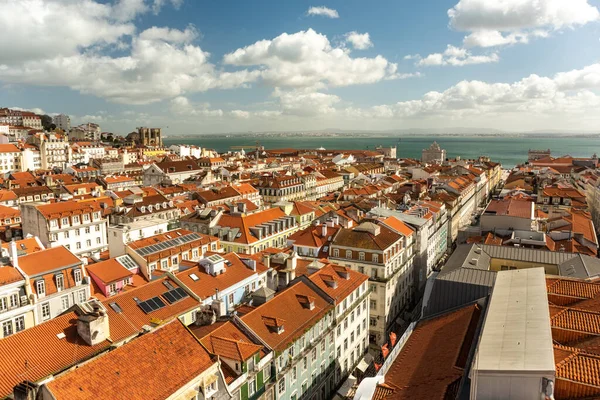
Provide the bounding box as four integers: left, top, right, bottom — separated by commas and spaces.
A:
1, 0, 600, 134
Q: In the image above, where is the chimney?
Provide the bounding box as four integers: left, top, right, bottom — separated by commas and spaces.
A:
13, 381, 39, 400
76, 300, 110, 346
321, 223, 328, 238
10, 240, 18, 269
262, 253, 271, 269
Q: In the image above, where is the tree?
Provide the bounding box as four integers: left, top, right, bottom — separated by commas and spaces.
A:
41, 115, 53, 131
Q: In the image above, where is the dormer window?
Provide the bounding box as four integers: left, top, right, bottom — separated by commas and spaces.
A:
55, 274, 64, 291
36, 280, 45, 297
346, 250, 352, 259
61, 217, 69, 226
73, 216, 80, 224
359, 252, 365, 261
373, 254, 379, 263
74, 269, 82, 285
83, 214, 90, 222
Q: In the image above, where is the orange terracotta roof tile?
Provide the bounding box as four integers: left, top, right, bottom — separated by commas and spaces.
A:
175, 252, 267, 300
380, 216, 414, 237
18, 246, 82, 277
309, 263, 367, 304
0, 266, 23, 286
45, 320, 215, 400
384, 303, 482, 400
241, 279, 333, 352
101, 276, 201, 343
0, 311, 114, 398
86, 259, 133, 284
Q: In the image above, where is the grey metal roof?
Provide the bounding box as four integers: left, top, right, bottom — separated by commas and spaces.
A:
442, 243, 600, 280
423, 268, 496, 318
368, 206, 428, 228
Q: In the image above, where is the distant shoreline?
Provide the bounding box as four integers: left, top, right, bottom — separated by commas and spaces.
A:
166, 132, 600, 140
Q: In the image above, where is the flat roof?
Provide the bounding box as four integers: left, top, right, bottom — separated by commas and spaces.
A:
475, 268, 555, 373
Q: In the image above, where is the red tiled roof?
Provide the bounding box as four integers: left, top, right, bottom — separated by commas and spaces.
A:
199, 322, 263, 361
45, 320, 215, 400
0, 311, 113, 398
86, 259, 133, 284
18, 246, 82, 277
241, 279, 333, 352
383, 304, 482, 399
308, 263, 367, 304
176, 253, 267, 300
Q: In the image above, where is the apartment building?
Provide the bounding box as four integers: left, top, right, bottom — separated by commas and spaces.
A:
126, 228, 220, 280
107, 218, 169, 257
256, 175, 306, 205
20, 201, 108, 257
329, 219, 415, 346
0, 144, 22, 173
309, 263, 369, 384
18, 246, 89, 324
241, 277, 337, 400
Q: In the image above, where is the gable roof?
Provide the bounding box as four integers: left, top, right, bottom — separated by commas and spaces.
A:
240, 278, 333, 352
45, 320, 215, 400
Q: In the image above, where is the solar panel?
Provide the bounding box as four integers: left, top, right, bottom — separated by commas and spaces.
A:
174, 287, 187, 299
139, 302, 152, 313
153, 297, 166, 308
163, 292, 177, 304
135, 233, 204, 256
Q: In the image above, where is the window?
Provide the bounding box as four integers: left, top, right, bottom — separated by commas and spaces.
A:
108, 283, 117, 293
36, 280, 45, 297
291, 366, 297, 382
85, 227, 90, 234
41, 302, 50, 320
55, 274, 64, 291
86, 239, 91, 247
346, 250, 352, 259
333, 249, 339, 257
64, 231, 69, 239
61, 295, 69, 311
370, 317, 377, 326
311, 348, 316, 362
61, 217, 69, 226
75, 229, 80, 237
78, 289, 86, 303
9, 293, 18, 309
96, 237, 101, 245
76, 242, 81, 249
249, 379, 256, 396
0, 297, 6, 312
14, 316, 24, 332
2, 321, 12, 337
302, 357, 307, 370
161, 259, 168, 269
83, 214, 90, 222
264, 365, 271, 381
171, 256, 178, 265
278, 378, 286, 395
74, 269, 82, 284
373, 254, 379, 263
95, 225, 100, 232
359, 252, 365, 261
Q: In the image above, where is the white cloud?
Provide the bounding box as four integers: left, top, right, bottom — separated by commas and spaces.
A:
9, 106, 46, 115
230, 110, 250, 119
345, 32, 373, 50
223, 29, 408, 89
0, 1, 258, 104
273, 89, 340, 117
416, 45, 498, 67
307, 6, 339, 19
343, 63, 600, 125
138, 25, 198, 43
449, 0, 599, 48
152, 0, 184, 15
170, 96, 224, 117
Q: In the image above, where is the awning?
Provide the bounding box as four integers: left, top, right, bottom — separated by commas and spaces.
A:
337, 375, 357, 397
356, 353, 374, 373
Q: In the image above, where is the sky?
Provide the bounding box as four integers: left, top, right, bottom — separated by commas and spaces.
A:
1, 0, 600, 135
